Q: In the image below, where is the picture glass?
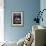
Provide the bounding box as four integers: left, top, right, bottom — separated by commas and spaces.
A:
13, 13, 21, 24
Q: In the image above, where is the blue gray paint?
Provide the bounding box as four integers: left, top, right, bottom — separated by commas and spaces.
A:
4, 0, 40, 42
40, 0, 46, 27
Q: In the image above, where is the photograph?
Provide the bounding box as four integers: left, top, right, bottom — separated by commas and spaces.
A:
12, 11, 24, 26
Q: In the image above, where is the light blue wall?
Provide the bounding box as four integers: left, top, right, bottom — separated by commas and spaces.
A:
4, 0, 40, 42
40, 0, 46, 27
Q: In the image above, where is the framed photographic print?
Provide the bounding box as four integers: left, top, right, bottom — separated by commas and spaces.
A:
12, 11, 24, 26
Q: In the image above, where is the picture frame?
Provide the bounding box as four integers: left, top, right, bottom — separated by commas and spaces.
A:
12, 11, 24, 26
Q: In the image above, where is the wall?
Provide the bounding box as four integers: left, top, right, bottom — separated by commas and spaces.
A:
40, 0, 46, 27
4, 0, 40, 42
0, 0, 4, 42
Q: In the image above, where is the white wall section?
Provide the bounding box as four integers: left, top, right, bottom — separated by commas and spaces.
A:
0, 0, 4, 42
